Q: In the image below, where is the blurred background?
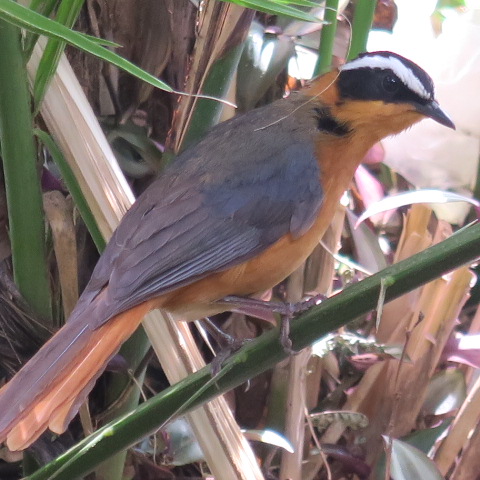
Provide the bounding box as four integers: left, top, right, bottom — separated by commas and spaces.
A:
0, 1, 480, 479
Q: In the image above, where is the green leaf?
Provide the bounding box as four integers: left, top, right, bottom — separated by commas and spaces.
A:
34, 0, 85, 109
376, 422, 452, 478
274, 0, 319, 6
106, 122, 164, 179
384, 437, 444, 480
237, 21, 295, 112
220, 0, 322, 22
422, 370, 466, 416
403, 419, 453, 454
0, 18, 52, 321
23, 0, 58, 55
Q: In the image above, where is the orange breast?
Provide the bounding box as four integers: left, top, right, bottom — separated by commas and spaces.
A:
159, 134, 371, 319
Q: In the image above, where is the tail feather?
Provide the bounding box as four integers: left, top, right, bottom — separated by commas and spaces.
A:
0, 301, 154, 451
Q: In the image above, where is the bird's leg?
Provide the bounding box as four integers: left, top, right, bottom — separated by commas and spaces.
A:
202, 317, 242, 349
218, 294, 325, 353
205, 294, 325, 373
201, 317, 252, 375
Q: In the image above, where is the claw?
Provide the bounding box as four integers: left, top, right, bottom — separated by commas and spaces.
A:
215, 294, 325, 354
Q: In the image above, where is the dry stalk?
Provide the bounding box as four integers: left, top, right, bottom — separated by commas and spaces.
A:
43, 191, 78, 318
449, 419, 480, 480
278, 205, 345, 480
169, 1, 254, 152
322, 205, 473, 470
434, 363, 480, 474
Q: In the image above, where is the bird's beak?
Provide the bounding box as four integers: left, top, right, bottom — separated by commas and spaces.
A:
415, 100, 456, 130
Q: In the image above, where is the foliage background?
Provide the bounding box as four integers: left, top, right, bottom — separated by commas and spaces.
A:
0, 0, 479, 479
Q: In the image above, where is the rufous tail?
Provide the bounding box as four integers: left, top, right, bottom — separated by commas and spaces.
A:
0, 301, 153, 451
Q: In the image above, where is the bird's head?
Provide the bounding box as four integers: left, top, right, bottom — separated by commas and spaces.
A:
307, 51, 455, 142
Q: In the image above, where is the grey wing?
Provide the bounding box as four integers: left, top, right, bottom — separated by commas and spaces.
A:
75, 97, 324, 327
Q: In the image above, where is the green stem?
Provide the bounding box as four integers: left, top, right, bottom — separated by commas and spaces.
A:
314, 0, 339, 76
348, 0, 377, 60
27, 223, 480, 480
0, 19, 51, 321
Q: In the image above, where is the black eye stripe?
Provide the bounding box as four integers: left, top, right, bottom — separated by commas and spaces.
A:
382, 74, 400, 93
341, 51, 435, 102
337, 67, 430, 106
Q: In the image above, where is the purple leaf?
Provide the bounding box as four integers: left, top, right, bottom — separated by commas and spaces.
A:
442, 333, 480, 368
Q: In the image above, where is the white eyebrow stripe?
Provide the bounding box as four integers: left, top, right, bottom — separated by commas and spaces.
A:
340, 55, 430, 100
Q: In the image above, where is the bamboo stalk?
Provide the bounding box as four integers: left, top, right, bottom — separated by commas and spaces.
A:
347, 0, 376, 59
314, 0, 339, 76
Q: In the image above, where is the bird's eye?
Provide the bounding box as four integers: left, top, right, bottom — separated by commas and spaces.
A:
382, 74, 399, 93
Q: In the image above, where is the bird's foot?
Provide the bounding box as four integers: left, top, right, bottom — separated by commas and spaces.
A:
201, 317, 252, 375
218, 294, 325, 354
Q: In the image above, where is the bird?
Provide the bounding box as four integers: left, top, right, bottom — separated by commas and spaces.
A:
0, 51, 454, 451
